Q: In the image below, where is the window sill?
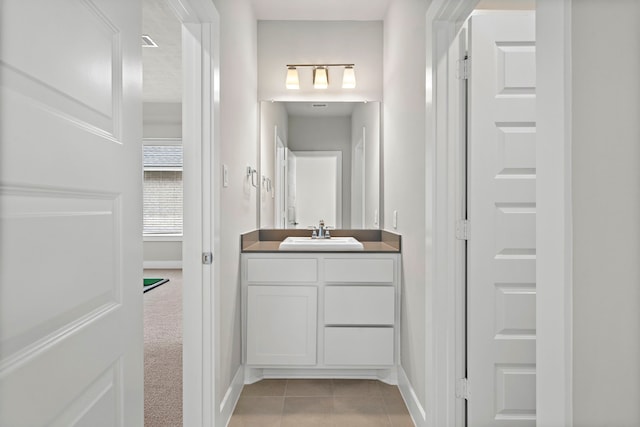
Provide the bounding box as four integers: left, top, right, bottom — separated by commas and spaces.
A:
144, 235, 183, 242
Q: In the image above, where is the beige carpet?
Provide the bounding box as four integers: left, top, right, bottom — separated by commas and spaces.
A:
144, 269, 183, 427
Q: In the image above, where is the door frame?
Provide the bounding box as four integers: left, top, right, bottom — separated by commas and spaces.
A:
425, 1, 572, 426
166, 0, 220, 426
274, 128, 286, 228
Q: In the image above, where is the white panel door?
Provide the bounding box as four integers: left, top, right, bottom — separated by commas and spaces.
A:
294, 151, 342, 229
0, 1, 142, 425
467, 12, 536, 427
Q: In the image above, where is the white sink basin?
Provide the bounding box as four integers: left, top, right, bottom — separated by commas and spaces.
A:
279, 236, 364, 251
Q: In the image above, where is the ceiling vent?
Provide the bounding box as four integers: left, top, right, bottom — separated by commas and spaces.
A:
311, 104, 328, 108
141, 34, 158, 48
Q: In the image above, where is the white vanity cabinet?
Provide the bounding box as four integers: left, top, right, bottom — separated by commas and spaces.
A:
242, 252, 401, 382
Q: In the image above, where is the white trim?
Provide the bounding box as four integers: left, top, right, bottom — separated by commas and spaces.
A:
535, 1, 573, 425
425, 2, 479, 427
142, 137, 182, 146
219, 366, 244, 427
398, 365, 427, 427
244, 367, 398, 384
143, 235, 183, 242
173, 0, 220, 426
143, 260, 183, 269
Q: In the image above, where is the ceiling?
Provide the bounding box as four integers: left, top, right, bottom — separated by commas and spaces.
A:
142, 0, 182, 103
250, 0, 392, 21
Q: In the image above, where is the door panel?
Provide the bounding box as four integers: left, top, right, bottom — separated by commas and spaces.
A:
467, 12, 536, 427
0, 0, 142, 425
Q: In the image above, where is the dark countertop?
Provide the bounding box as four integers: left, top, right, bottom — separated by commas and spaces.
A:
241, 229, 401, 253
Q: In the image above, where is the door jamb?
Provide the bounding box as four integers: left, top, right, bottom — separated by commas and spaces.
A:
166, 0, 220, 426
426, 1, 573, 426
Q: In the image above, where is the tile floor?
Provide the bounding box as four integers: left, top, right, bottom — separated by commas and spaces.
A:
229, 379, 415, 427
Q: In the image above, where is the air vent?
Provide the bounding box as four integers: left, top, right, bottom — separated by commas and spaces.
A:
311, 104, 328, 108
141, 34, 158, 48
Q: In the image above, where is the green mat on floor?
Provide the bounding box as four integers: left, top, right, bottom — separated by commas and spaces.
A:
143, 278, 169, 293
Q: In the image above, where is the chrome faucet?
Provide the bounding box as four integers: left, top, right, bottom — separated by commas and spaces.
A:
311, 219, 331, 239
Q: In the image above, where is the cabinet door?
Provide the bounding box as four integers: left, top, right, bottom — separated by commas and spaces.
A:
246, 285, 317, 365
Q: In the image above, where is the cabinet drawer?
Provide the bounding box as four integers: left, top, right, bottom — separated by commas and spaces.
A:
247, 258, 317, 282
324, 327, 394, 366
324, 286, 394, 325
324, 258, 394, 283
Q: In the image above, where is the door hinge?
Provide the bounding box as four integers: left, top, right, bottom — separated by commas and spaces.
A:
456, 378, 470, 400
456, 219, 470, 240
202, 252, 213, 265
457, 57, 470, 80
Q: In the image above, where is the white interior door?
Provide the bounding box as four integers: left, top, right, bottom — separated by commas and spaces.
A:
467, 12, 536, 427
294, 151, 342, 229
0, 1, 143, 425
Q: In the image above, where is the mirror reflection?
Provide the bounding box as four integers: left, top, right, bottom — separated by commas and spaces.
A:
259, 101, 381, 230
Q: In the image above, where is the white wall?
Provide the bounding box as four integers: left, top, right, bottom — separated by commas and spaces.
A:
288, 115, 352, 227
351, 102, 380, 229
383, 0, 429, 408
257, 21, 383, 102
571, 1, 640, 424
259, 101, 288, 228
143, 101, 182, 267
210, 0, 258, 408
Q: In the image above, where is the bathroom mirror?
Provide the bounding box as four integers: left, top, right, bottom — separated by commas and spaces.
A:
259, 101, 381, 230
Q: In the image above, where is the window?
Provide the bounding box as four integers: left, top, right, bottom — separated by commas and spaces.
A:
143, 142, 183, 236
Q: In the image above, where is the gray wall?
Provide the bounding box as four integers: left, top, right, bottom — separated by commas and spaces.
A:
288, 115, 352, 228
572, 1, 640, 424
257, 20, 383, 101
211, 0, 258, 409
383, 0, 429, 407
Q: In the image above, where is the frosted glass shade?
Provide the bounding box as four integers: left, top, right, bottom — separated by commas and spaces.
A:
313, 67, 329, 89
286, 67, 300, 89
342, 66, 356, 89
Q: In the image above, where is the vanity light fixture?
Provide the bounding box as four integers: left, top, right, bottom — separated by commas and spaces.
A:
286, 66, 300, 89
342, 65, 356, 89
285, 64, 356, 90
313, 66, 329, 89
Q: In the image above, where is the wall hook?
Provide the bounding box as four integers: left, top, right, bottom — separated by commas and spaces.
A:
247, 166, 258, 188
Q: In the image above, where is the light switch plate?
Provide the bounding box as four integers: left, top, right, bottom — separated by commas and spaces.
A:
223, 164, 229, 187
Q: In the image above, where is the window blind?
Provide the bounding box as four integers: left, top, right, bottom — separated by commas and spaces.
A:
143, 145, 183, 235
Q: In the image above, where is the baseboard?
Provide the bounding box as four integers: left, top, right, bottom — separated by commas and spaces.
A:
220, 365, 244, 427
143, 260, 182, 269
398, 365, 427, 427
244, 367, 398, 384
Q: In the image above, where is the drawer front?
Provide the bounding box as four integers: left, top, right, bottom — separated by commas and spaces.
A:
324, 258, 394, 283
324, 327, 394, 366
247, 258, 317, 282
324, 286, 394, 325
